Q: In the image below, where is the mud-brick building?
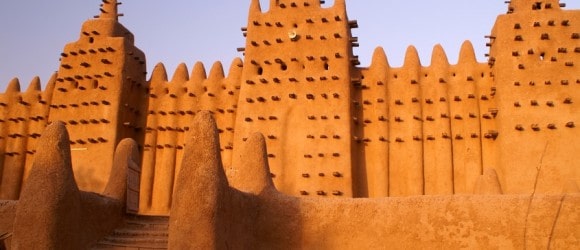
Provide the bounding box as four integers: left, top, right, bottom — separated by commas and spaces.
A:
0, 1, 578, 248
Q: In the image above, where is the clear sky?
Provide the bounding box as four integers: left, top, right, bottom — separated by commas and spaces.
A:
0, 0, 578, 89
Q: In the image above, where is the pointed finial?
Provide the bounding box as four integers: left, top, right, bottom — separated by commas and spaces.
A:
208, 61, 225, 80
370, 47, 390, 69
403, 45, 421, 68
26, 76, 42, 92
458, 40, 477, 65
103, 138, 139, 201
150, 63, 168, 83
99, 0, 122, 20
6, 78, 21, 93
430, 44, 449, 66
250, 0, 262, 14
229, 133, 276, 195
171, 63, 189, 83
191, 62, 207, 82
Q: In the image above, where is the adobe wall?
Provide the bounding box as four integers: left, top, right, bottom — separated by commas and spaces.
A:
0, 200, 16, 248
138, 59, 241, 215
358, 42, 497, 197
0, 77, 54, 200
170, 111, 580, 249
489, 0, 579, 194
255, 194, 579, 249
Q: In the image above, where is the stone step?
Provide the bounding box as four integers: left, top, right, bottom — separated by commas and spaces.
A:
94, 236, 168, 249
123, 215, 169, 230
99, 236, 168, 246
122, 221, 168, 231
111, 228, 168, 238
91, 215, 169, 249
92, 242, 167, 250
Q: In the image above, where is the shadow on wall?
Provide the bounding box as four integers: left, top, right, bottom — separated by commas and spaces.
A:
168, 111, 579, 249
7, 121, 139, 249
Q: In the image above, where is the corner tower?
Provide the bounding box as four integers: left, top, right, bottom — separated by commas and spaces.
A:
488, 0, 579, 193
234, 0, 360, 197
49, 0, 147, 192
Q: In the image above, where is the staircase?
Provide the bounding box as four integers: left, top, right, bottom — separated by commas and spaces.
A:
92, 215, 169, 249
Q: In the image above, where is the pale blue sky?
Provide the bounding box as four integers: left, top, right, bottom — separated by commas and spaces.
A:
0, 1, 578, 89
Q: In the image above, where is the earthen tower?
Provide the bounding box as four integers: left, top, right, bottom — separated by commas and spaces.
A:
50, 0, 147, 192
236, 0, 359, 197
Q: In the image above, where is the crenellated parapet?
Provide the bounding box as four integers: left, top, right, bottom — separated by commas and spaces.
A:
358, 41, 497, 197
139, 59, 242, 215
0, 76, 55, 200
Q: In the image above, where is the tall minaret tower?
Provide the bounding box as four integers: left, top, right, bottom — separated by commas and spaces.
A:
488, 0, 579, 194
49, 0, 147, 192
233, 0, 360, 197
